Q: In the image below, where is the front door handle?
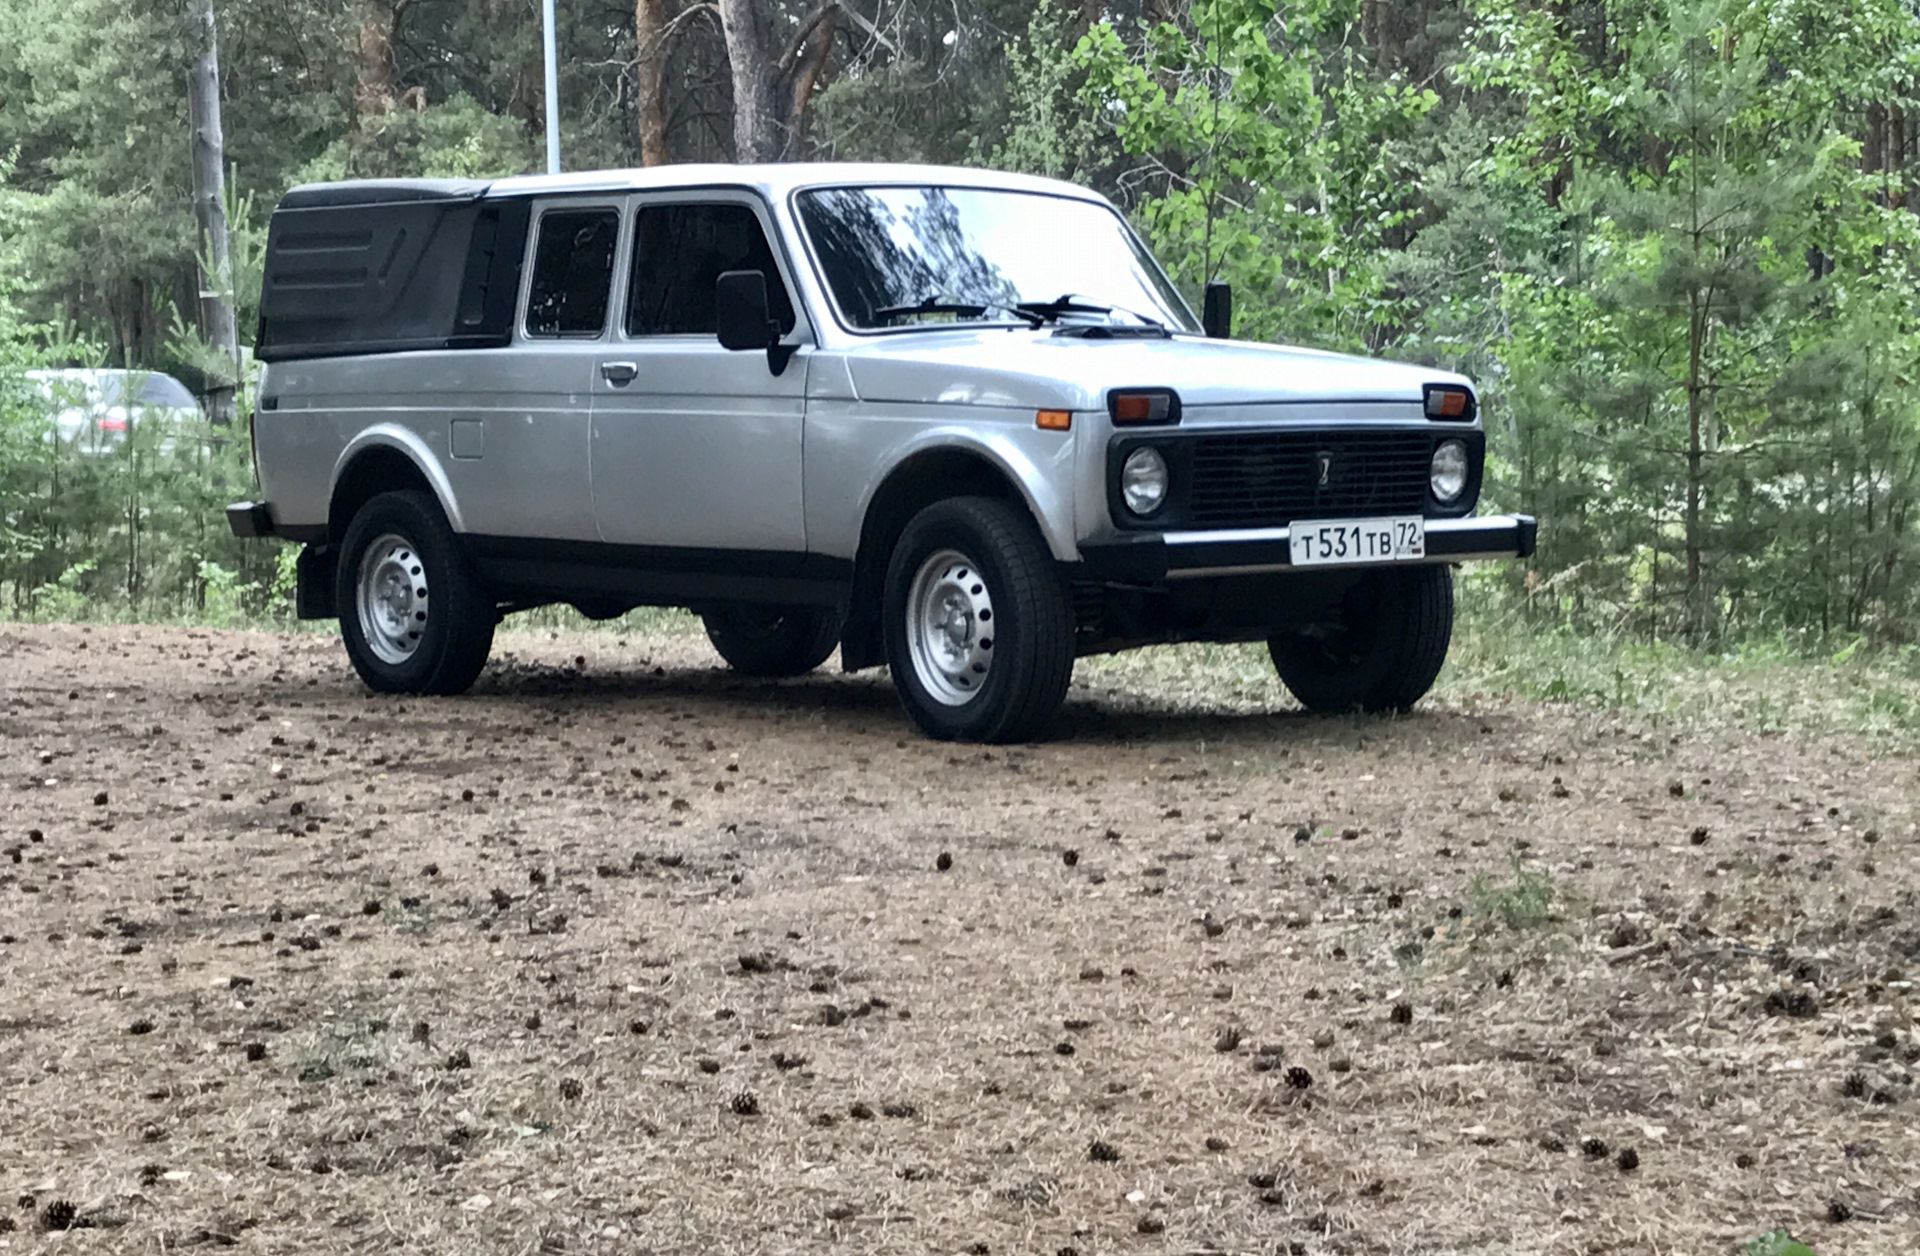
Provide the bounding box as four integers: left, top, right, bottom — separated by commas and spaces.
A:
600, 361, 638, 386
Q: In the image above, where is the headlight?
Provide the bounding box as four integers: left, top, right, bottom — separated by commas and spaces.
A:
1121, 446, 1169, 516
1430, 439, 1469, 504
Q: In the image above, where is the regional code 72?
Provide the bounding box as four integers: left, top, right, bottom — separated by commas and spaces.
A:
1289, 517, 1426, 566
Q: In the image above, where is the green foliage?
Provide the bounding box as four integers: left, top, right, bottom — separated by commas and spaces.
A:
167, 180, 268, 399
1468, 856, 1557, 929
0, 398, 290, 622
983, 0, 1109, 182
1455, 0, 1920, 644
1445, 589, 1920, 746
0, 154, 56, 581
1742, 1230, 1818, 1256
0, 0, 198, 362
196, 558, 257, 628
30, 559, 96, 621
294, 94, 539, 184
1077, 0, 1438, 350
812, 0, 1054, 167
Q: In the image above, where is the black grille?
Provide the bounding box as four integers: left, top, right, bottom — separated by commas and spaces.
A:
1187, 430, 1434, 527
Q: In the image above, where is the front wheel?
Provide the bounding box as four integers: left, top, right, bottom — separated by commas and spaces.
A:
1268, 565, 1453, 714
702, 604, 842, 677
883, 496, 1073, 743
336, 489, 495, 695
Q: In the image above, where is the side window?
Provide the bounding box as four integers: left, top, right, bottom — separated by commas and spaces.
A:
626, 202, 797, 337
525, 207, 620, 337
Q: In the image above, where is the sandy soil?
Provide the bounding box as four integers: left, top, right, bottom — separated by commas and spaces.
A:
2, 620, 1917, 1255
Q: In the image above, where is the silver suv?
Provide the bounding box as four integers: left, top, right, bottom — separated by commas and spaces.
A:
229, 163, 1535, 742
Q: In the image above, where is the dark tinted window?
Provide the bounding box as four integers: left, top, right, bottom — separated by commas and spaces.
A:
627, 203, 795, 336
526, 208, 619, 336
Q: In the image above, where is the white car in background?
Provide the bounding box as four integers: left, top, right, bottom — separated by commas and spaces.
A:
26, 368, 203, 452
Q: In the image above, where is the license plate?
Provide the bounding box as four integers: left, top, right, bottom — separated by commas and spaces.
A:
1289, 516, 1425, 566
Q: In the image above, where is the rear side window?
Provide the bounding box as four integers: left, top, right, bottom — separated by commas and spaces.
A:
526, 208, 620, 337
626, 202, 795, 337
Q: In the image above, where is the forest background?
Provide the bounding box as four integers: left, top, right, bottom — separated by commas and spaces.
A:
3, 0, 1920, 656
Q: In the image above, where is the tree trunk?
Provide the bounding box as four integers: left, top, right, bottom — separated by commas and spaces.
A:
634, 0, 672, 164
355, 0, 400, 117
1893, 105, 1909, 210
717, 0, 779, 161
1685, 287, 1707, 641
186, 0, 237, 426
716, 0, 839, 162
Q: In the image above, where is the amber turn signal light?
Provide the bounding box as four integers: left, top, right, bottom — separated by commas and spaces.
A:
1423, 384, 1475, 421
1108, 389, 1181, 425
1036, 409, 1072, 431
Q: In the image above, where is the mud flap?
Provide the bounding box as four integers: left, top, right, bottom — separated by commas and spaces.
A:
296, 545, 338, 620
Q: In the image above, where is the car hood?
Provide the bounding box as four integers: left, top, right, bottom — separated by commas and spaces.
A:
838, 329, 1467, 412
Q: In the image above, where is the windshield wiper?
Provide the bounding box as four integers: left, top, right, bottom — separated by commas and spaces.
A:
871, 296, 1043, 328
1015, 294, 1112, 322
1015, 292, 1167, 331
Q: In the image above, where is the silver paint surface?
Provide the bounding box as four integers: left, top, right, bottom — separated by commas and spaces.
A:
255, 163, 1484, 571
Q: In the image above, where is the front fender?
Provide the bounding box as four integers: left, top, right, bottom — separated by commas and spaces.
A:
846, 412, 1079, 562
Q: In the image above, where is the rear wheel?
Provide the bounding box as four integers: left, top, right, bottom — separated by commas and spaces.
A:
336, 489, 495, 695
883, 496, 1073, 742
702, 605, 842, 677
1268, 565, 1453, 714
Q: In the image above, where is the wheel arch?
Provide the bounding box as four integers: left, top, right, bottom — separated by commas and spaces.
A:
841, 444, 1058, 671
328, 426, 464, 543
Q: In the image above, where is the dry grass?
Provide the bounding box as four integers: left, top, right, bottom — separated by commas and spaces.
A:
2, 618, 1917, 1255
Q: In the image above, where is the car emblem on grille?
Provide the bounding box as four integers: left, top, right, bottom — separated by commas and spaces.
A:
1316, 451, 1334, 489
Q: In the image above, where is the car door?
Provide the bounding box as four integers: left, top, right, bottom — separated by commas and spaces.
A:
589, 193, 808, 558
441, 198, 619, 543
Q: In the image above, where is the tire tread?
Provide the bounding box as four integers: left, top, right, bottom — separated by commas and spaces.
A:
884, 496, 1073, 743
1269, 565, 1452, 715
703, 606, 842, 678
336, 489, 494, 696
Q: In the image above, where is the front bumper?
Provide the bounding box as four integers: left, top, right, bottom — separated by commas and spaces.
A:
1077, 513, 1537, 583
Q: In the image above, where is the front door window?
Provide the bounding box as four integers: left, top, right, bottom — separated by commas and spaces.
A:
625, 203, 795, 338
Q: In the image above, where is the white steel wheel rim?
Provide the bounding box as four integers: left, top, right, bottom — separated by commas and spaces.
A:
906, 548, 996, 706
356, 532, 430, 666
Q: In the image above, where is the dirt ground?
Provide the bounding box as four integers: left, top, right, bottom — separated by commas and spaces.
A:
2, 619, 1918, 1256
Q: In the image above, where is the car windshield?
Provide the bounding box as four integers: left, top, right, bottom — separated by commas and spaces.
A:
795, 186, 1199, 333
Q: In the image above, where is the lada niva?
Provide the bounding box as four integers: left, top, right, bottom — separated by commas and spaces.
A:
229, 163, 1535, 741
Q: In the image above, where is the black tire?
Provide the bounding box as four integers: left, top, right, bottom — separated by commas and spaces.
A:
702, 604, 843, 677
882, 496, 1073, 742
1268, 565, 1453, 714
335, 489, 495, 696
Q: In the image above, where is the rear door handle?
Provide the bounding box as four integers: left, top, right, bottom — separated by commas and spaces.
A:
600, 361, 638, 386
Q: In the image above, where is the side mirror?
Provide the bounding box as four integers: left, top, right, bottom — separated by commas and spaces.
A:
715, 269, 795, 376
1202, 280, 1232, 339
716, 270, 773, 350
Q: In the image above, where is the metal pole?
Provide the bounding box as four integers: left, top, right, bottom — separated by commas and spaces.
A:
187, 0, 239, 425
542, 0, 561, 173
